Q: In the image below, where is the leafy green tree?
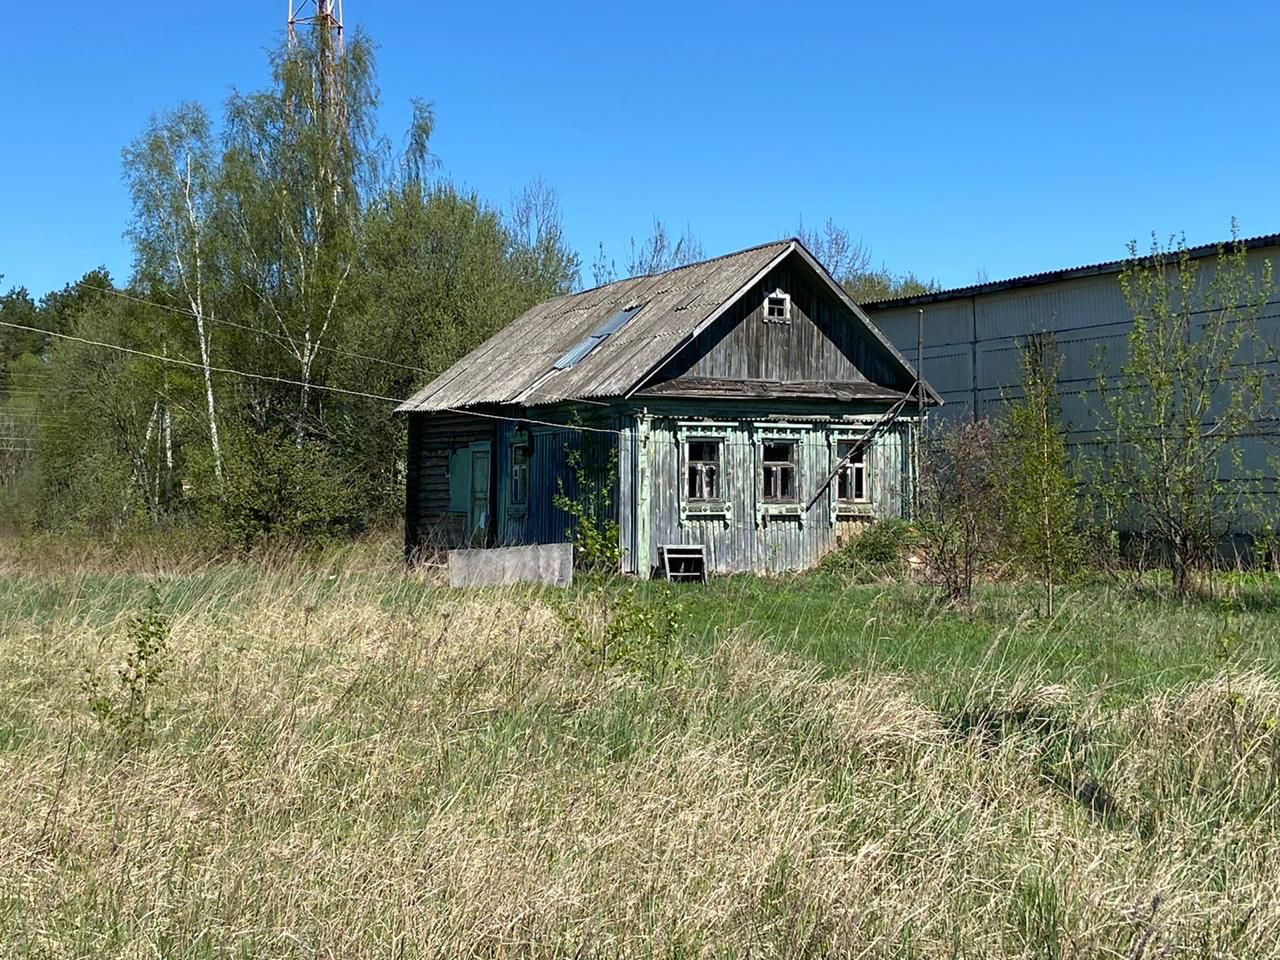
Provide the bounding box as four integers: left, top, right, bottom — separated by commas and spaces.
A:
0, 284, 43, 502
0, 271, 118, 531
198, 427, 367, 549
843, 269, 939, 305
122, 104, 224, 481
998, 333, 1079, 615
37, 268, 115, 335
34, 296, 176, 534
219, 26, 385, 438
5, 17, 582, 544
339, 181, 576, 514
1088, 224, 1272, 595
0, 284, 41, 394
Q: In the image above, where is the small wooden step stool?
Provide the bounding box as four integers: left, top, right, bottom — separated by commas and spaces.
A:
661, 544, 707, 582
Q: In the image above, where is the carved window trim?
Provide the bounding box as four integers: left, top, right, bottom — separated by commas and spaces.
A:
827, 428, 876, 525
676, 422, 734, 523
754, 423, 809, 525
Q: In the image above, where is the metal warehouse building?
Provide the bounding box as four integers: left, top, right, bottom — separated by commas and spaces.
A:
864, 234, 1280, 519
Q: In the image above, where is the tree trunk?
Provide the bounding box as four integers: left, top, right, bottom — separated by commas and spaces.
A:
194, 312, 223, 484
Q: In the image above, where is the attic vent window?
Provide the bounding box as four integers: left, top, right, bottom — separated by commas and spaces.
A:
764, 290, 791, 324
552, 303, 645, 370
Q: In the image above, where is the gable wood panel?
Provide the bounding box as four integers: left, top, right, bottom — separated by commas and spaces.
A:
653, 263, 909, 389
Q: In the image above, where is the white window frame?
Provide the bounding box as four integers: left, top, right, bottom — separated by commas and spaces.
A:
763, 288, 791, 324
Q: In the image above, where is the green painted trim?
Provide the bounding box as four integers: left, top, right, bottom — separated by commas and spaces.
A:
634, 412, 652, 579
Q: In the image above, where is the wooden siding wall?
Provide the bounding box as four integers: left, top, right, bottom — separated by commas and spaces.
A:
405, 412, 496, 554
654, 261, 913, 390
643, 415, 911, 576
408, 403, 913, 575
408, 410, 622, 558
494, 418, 620, 548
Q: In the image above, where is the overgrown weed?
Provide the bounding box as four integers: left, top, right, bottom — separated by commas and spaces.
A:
1, 557, 1279, 956
79, 588, 170, 748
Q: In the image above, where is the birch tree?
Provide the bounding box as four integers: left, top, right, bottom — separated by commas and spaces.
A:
122, 104, 223, 482
221, 27, 382, 439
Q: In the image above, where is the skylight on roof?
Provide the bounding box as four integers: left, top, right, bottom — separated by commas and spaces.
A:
592, 304, 640, 338
552, 303, 644, 371
553, 338, 596, 370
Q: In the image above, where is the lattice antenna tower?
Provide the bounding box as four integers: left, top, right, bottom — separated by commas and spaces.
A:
287, 1, 346, 134
288, 0, 344, 54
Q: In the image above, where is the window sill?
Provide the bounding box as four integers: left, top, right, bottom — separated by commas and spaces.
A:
835, 502, 874, 516
757, 502, 805, 525
681, 500, 732, 522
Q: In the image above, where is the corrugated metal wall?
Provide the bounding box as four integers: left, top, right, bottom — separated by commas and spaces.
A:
868, 247, 1280, 520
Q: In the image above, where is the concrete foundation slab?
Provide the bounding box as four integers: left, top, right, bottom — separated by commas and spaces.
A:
448, 542, 574, 589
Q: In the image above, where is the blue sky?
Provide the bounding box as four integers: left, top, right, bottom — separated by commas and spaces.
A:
3, 1, 1277, 298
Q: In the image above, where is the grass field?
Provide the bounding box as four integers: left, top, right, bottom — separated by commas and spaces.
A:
2, 540, 1280, 957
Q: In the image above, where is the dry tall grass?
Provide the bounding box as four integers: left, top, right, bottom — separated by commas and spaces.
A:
1, 563, 1278, 957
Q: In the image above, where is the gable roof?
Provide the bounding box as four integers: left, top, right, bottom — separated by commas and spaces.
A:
397, 238, 938, 413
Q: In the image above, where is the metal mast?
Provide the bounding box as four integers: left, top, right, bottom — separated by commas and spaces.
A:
288, 0, 344, 54
286, 0, 347, 211
287, 1, 346, 135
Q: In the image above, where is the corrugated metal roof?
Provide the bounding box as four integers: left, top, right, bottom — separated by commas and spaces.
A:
398, 239, 795, 412
861, 232, 1280, 310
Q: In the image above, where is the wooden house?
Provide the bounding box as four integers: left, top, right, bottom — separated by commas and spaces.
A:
397, 238, 939, 577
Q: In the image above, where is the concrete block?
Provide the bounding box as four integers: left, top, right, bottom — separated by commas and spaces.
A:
448, 542, 574, 589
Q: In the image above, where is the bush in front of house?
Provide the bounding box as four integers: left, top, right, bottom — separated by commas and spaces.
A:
820, 517, 920, 581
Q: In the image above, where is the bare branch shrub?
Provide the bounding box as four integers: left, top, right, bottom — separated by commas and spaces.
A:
917, 419, 1004, 603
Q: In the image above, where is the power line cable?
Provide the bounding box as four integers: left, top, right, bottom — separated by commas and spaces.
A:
0, 318, 409, 405
12, 292, 654, 438
74, 282, 433, 376
0, 317, 625, 436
